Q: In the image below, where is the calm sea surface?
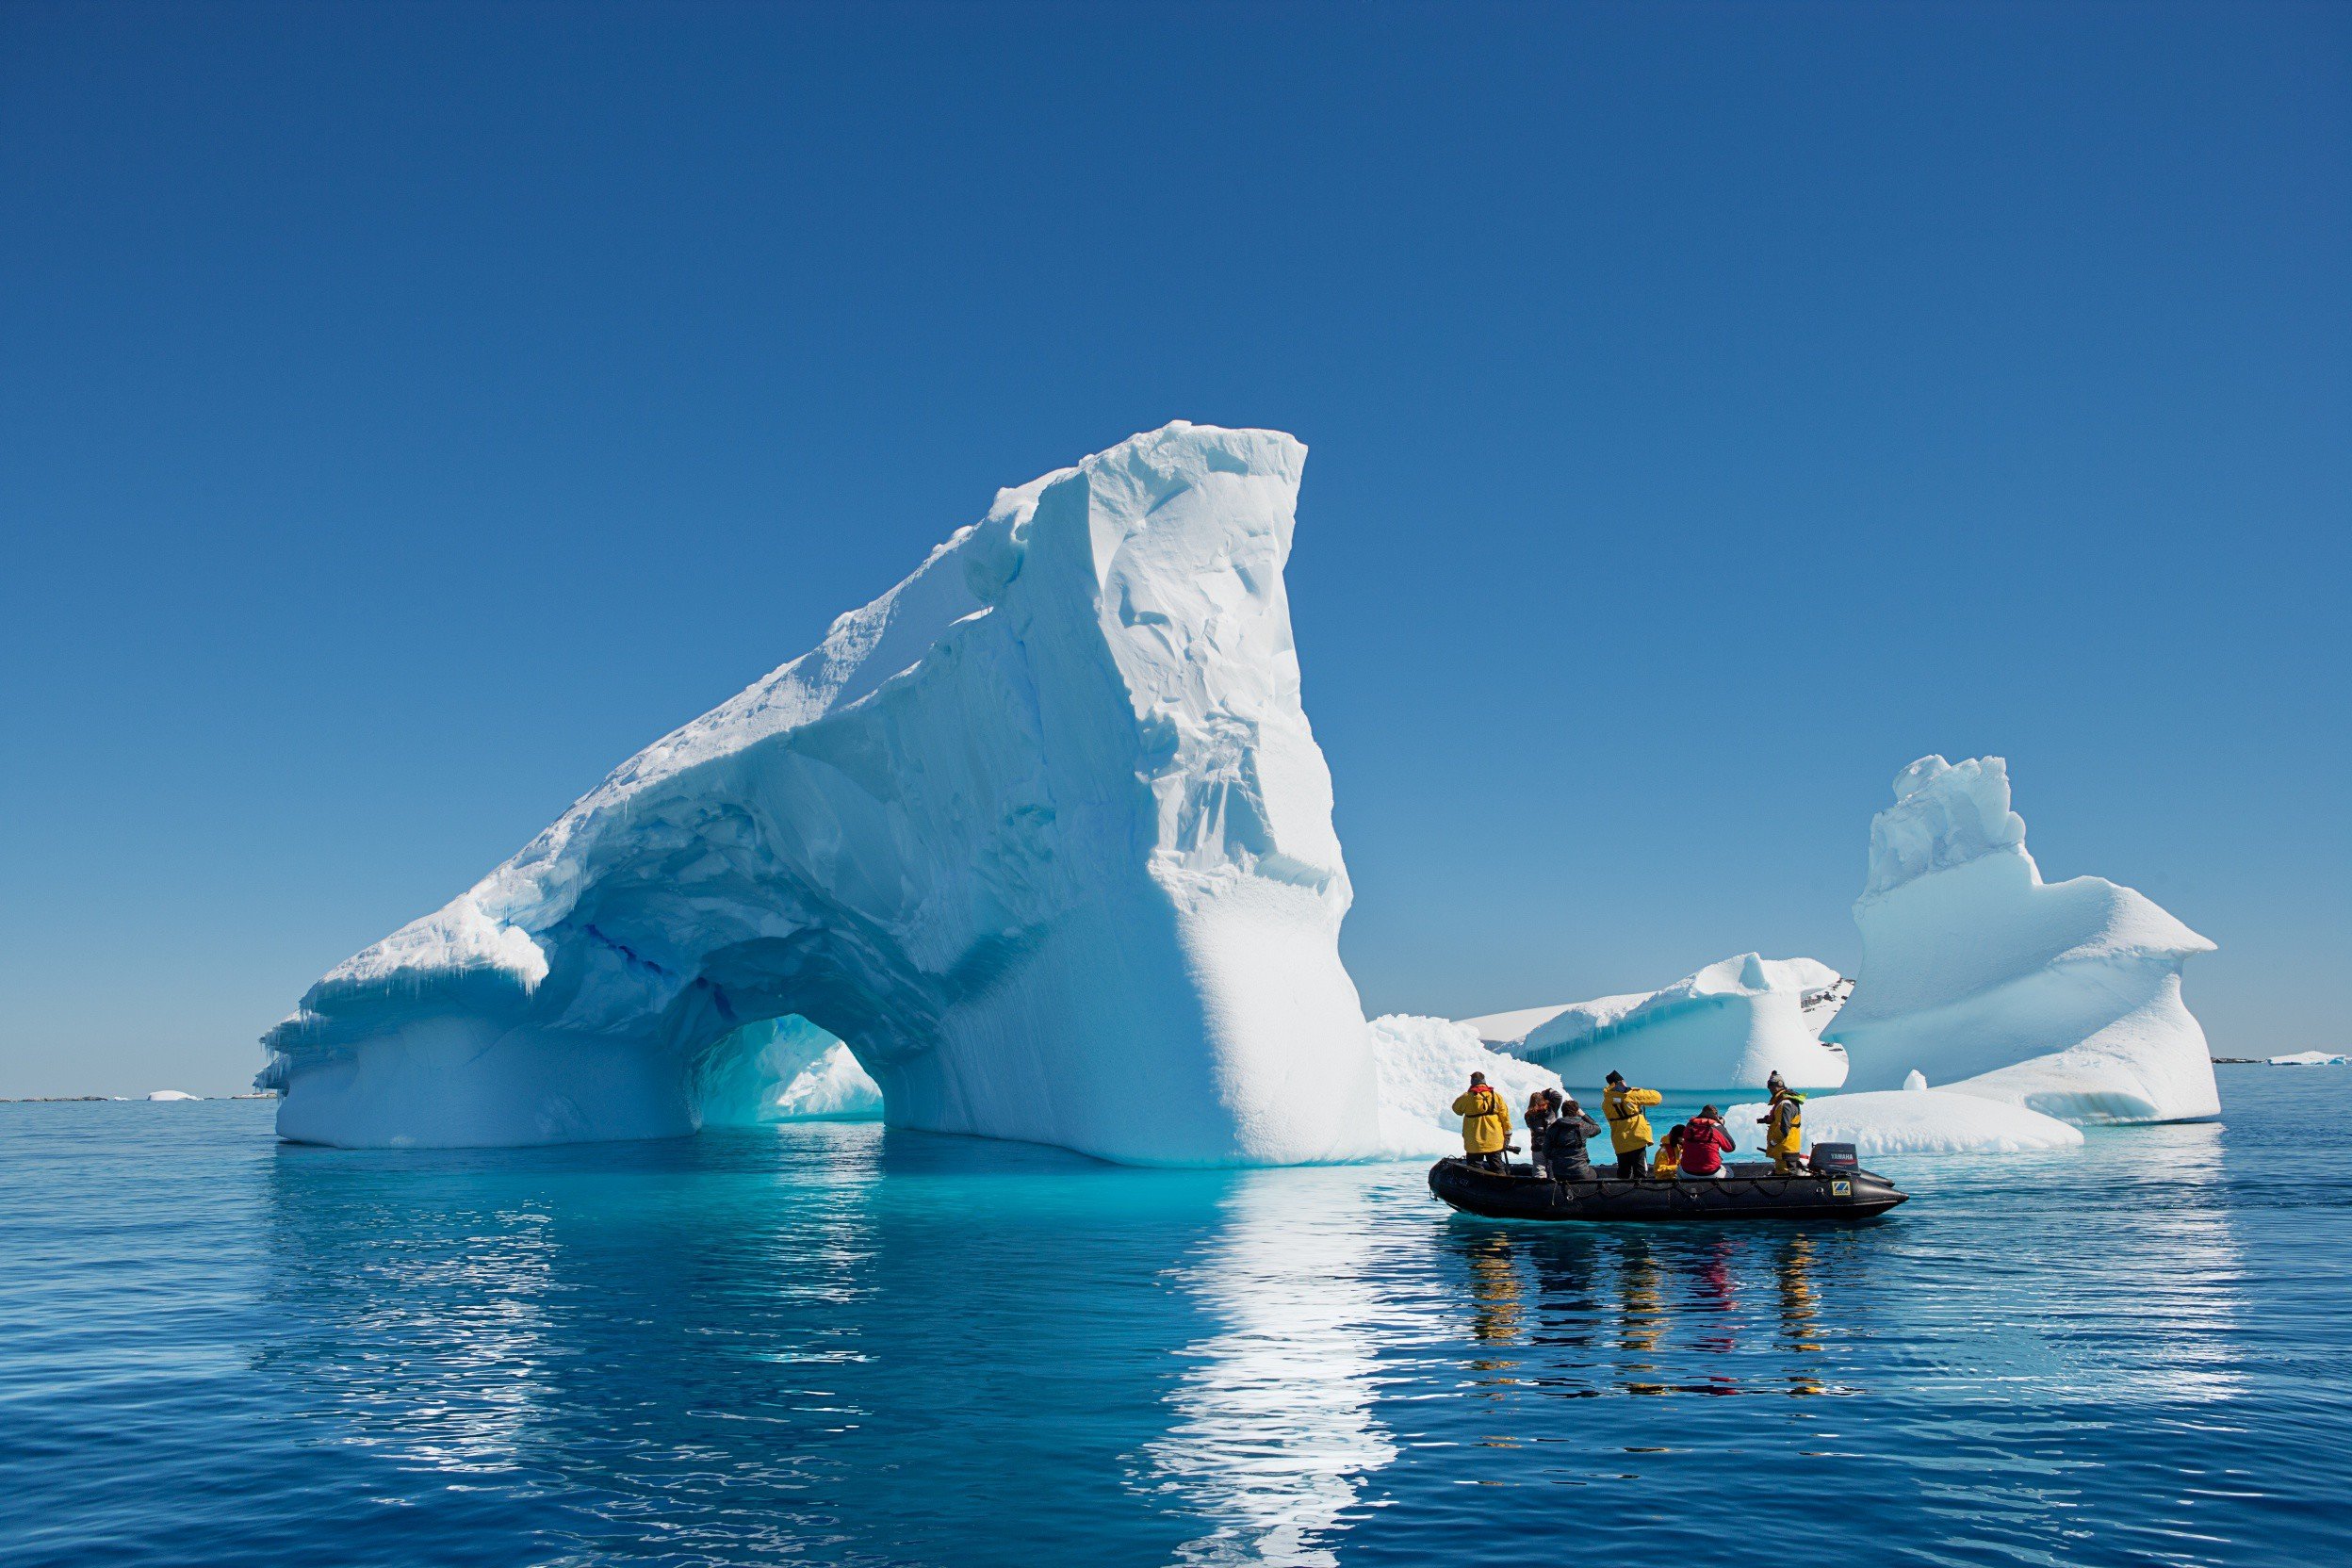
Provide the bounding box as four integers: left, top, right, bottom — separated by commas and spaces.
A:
3, 1064, 2346, 1567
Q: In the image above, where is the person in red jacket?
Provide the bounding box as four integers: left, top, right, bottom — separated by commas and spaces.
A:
1678, 1106, 1737, 1179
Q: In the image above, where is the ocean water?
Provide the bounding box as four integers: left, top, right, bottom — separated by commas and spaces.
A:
3, 1064, 2346, 1567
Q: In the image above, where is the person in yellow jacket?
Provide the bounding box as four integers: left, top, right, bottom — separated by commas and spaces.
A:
1450, 1071, 1514, 1171
1602, 1070, 1664, 1179
1759, 1071, 1806, 1173
1650, 1123, 1686, 1178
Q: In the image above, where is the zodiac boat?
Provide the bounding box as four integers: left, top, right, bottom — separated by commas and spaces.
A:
1429, 1146, 1908, 1223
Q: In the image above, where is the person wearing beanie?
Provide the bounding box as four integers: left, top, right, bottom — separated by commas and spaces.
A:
1450, 1070, 1513, 1172
1601, 1070, 1665, 1180
1680, 1105, 1737, 1178
1760, 1073, 1807, 1174
1536, 1090, 1601, 1182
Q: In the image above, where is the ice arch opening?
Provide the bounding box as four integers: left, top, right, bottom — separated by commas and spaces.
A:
261, 424, 1386, 1165
693, 1016, 880, 1126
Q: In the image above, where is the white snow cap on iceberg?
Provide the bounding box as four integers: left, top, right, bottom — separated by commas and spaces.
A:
1368, 1013, 1562, 1158
1862, 753, 2029, 898
146, 1089, 202, 1102
1826, 755, 2218, 1124
1726, 1086, 2084, 1156
1464, 954, 1852, 1091
260, 423, 1386, 1165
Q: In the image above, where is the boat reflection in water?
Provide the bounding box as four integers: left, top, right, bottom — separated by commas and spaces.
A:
1435, 1223, 1837, 1406
1775, 1233, 1828, 1396
1426, 1121, 2247, 1414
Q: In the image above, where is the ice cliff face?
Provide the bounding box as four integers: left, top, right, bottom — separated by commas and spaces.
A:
1825, 756, 2218, 1123
1462, 955, 1853, 1091
261, 423, 1385, 1164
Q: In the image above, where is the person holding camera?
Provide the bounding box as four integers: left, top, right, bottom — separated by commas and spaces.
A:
1537, 1090, 1602, 1182
1602, 1070, 1665, 1179
1450, 1071, 1515, 1172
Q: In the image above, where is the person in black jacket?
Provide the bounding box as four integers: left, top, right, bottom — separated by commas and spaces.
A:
1524, 1087, 1557, 1168
1538, 1091, 1602, 1182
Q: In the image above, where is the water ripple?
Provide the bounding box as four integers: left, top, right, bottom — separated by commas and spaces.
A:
1, 1069, 2344, 1567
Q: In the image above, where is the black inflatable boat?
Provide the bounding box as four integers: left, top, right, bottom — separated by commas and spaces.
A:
1429, 1151, 1907, 1223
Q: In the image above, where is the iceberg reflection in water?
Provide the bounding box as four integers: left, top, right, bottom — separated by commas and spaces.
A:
1141, 1169, 1412, 1565
258, 1196, 565, 1476
0, 1076, 2328, 1568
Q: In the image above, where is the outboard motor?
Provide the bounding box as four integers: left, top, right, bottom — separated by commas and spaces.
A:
1809, 1142, 1860, 1172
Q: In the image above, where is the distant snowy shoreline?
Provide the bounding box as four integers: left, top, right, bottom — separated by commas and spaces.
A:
0, 1092, 279, 1103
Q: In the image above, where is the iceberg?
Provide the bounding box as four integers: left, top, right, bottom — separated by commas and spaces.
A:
1462, 955, 1853, 1091
146, 1089, 202, 1102
1366, 1014, 1561, 1157
1824, 756, 2218, 1124
2267, 1051, 2348, 1068
1724, 1085, 2084, 1156
261, 423, 1388, 1165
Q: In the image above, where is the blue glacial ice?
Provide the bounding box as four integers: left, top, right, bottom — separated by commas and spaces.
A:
261, 424, 1413, 1164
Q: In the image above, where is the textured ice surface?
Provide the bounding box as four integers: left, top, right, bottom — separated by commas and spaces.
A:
1463, 954, 1852, 1091
1366, 1014, 1562, 1157
770, 1044, 886, 1119
1726, 1085, 2084, 1156
261, 424, 1387, 1164
1826, 756, 2218, 1124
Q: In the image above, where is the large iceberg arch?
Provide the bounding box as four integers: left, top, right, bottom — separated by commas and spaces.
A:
1824, 755, 2219, 1123
261, 424, 1387, 1164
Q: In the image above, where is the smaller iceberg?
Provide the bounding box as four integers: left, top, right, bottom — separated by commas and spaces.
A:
1726, 1084, 2083, 1156
2267, 1051, 2348, 1068
146, 1090, 202, 1102
1462, 955, 1852, 1091
1367, 1014, 1560, 1158
1825, 756, 2218, 1124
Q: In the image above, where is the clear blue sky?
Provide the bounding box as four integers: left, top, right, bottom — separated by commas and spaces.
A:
3, 2, 2344, 1096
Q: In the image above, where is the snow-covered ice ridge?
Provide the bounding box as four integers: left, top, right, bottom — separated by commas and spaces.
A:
1462, 954, 1853, 1091
1725, 1083, 2083, 1157
1367, 1014, 1561, 1157
261, 423, 1392, 1164
1825, 755, 2218, 1124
